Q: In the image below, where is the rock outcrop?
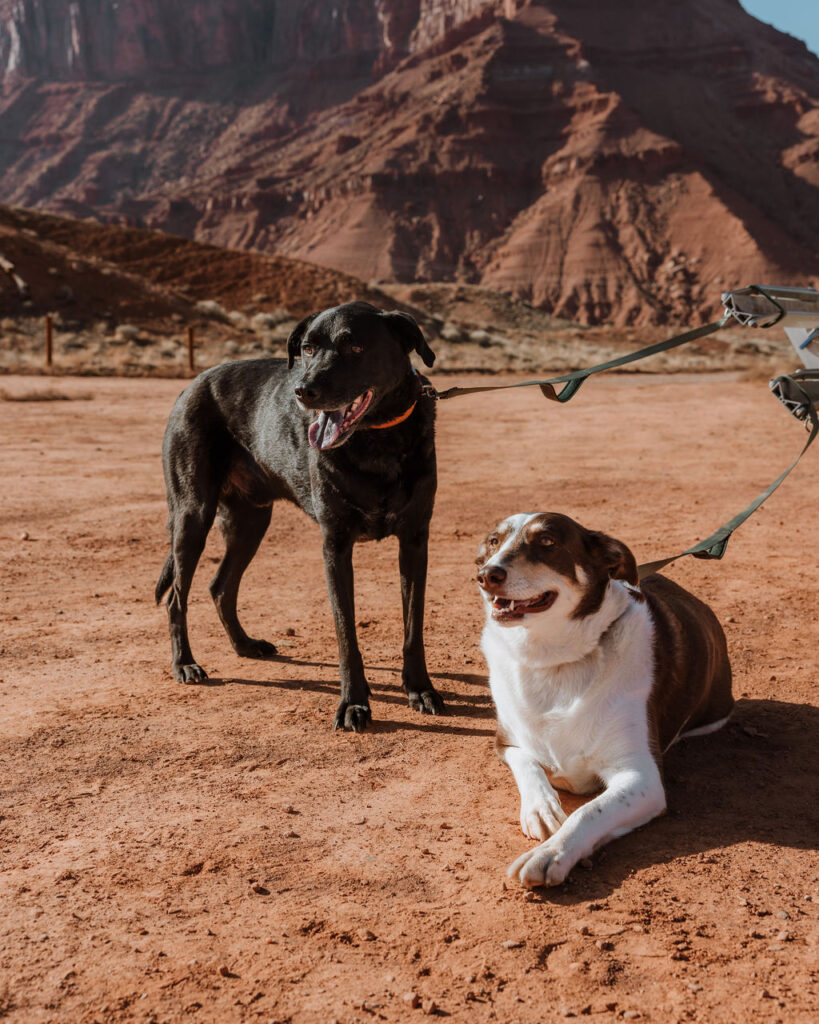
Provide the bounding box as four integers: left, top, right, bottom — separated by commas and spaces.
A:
0, 0, 817, 324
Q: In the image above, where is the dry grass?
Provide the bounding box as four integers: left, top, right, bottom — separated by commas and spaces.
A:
0, 386, 93, 402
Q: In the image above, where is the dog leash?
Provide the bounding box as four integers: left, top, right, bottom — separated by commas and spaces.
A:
417, 309, 819, 577
418, 284, 794, 405
418, 317, 732, 404
635, 373, 818, 579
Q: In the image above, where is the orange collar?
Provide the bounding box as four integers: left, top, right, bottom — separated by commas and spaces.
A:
368, 400, 417, 430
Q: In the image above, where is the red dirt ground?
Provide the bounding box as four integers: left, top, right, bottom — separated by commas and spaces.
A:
1, 371, 817, 1024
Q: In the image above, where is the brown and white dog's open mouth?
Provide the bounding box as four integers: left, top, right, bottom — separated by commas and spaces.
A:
491, 590, 558, 622
307, 389, 374, 450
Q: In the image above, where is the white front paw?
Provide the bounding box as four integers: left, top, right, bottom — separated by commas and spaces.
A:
519, 794, 567, 840
507, 836, 575, 889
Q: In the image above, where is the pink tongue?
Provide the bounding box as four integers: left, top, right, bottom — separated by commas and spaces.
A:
308, 409, 345, 450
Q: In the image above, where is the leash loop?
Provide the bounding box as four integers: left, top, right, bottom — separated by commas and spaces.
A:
747, 284, 786, 327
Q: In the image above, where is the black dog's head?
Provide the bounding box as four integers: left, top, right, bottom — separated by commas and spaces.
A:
287, 301, 435, 451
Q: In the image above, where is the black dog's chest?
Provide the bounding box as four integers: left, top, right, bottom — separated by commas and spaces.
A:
331, 474, 415, 541
312, 441, 433, 542
357, 505, 405, 542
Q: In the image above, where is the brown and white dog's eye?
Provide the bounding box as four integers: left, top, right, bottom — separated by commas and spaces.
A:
538, 534, 555, 547
489, 535, 499, 548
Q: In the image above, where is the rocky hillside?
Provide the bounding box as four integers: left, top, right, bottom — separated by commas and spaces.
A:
0, 0, 818, 325
0, 204, 792, 377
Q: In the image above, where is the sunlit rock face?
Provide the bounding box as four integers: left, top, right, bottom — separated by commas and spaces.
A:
0, 0, 817, 325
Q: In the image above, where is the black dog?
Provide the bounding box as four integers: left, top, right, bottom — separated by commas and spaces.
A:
155, 301, 444, 731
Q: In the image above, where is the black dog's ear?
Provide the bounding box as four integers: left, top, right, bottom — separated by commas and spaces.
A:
587, 531, 639, 586
287, 313, 317, 369
381, 310, 436, 367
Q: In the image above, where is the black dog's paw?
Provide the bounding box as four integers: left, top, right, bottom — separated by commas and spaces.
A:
407, 688, 445, 715
333, 702, 372, 733
234, 638, 278, 660
173, 661, 208, 684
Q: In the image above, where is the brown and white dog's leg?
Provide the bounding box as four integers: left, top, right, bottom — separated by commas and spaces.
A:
507, 755, 666, 888
502, 745, 567, 840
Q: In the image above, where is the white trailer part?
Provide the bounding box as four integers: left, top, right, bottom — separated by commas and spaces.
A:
723, 285, 819, 419
721, 284, 819, 369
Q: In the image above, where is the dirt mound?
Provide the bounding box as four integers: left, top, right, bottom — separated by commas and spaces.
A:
0, 205, 395, 318
0, 207, 194, 326
0, 205, 416, 375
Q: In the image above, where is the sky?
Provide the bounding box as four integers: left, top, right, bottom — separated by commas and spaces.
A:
741, 1, 819, 58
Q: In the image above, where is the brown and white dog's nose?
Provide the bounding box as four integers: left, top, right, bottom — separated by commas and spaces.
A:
294, 385, 318, 402
477, 564, 507, 591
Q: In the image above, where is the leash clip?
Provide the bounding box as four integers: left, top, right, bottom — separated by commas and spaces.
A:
412, 368, 439, 400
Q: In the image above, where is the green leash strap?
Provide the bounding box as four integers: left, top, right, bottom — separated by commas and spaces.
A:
423, 313, 818, 580
636, 375, 819, 580
427, 316, 731, 404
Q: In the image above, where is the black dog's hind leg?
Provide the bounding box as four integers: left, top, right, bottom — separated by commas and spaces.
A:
209, 495, 276, 659
322, 534, 371, 732
167, 503, 217, 682
399, 527, 444, 715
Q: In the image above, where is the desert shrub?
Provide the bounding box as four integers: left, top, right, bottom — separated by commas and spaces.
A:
195, 299, 231, 323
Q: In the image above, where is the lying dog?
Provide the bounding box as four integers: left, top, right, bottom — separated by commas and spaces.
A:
156, 301, 444, 731
476, 512, 733, 887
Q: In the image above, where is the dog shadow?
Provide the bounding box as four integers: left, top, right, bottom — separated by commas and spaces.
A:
215, 663, 496, 734
534, 697, 819, 904
183, 662, 817, 887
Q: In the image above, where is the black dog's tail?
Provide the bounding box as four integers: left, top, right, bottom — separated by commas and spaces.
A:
155, 553, 174, 605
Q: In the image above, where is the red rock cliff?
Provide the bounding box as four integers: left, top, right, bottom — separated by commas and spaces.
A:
0, 0, 817, 324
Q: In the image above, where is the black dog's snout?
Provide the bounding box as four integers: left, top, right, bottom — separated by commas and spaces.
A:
477, 565, 507, 589
294, 385, 318, 402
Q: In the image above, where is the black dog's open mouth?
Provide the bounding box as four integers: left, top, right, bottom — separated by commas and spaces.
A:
308, 390, 374, 450
491, 590, 558, 622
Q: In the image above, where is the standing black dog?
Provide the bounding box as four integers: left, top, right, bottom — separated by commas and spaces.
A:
155, 301, 444, 732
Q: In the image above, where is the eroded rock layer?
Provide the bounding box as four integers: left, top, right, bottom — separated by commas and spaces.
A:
0, 0, 817, 324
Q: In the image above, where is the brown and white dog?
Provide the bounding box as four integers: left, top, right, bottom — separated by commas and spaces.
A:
476, 512, 733, 888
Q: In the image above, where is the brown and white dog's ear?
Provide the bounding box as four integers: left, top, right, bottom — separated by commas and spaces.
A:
381, 310, 436, 367
587, 531, 639, 586
287, 312, 318, 369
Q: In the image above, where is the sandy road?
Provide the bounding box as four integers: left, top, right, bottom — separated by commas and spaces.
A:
1, 370, 817, 1023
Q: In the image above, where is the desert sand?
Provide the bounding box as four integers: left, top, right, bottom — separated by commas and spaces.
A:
1, 369, 817, 1023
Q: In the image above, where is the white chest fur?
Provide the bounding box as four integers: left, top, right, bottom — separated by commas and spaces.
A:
481, 585, 656, 794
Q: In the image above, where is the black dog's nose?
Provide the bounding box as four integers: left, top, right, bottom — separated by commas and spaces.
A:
294, 385, 318, 402
477, 565, 507, 589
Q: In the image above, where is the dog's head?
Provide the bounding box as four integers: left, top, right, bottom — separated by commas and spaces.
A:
287, 302, 435, 451
476, 512, 638, 631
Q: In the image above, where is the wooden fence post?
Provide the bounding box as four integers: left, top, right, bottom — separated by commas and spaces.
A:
45, 314, 53, 370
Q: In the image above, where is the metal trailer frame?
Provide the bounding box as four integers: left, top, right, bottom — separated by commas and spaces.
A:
721, 285, 819, 419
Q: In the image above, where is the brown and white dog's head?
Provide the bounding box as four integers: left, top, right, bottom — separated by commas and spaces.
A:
476, 513, 639, 633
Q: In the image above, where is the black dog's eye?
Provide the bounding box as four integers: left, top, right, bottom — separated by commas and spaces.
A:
303, 344, 313, 356
351, 344, 363, 354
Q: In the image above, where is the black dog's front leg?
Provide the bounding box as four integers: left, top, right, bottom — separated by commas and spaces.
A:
399, 528, 444, 716
322, 535, 371, 732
